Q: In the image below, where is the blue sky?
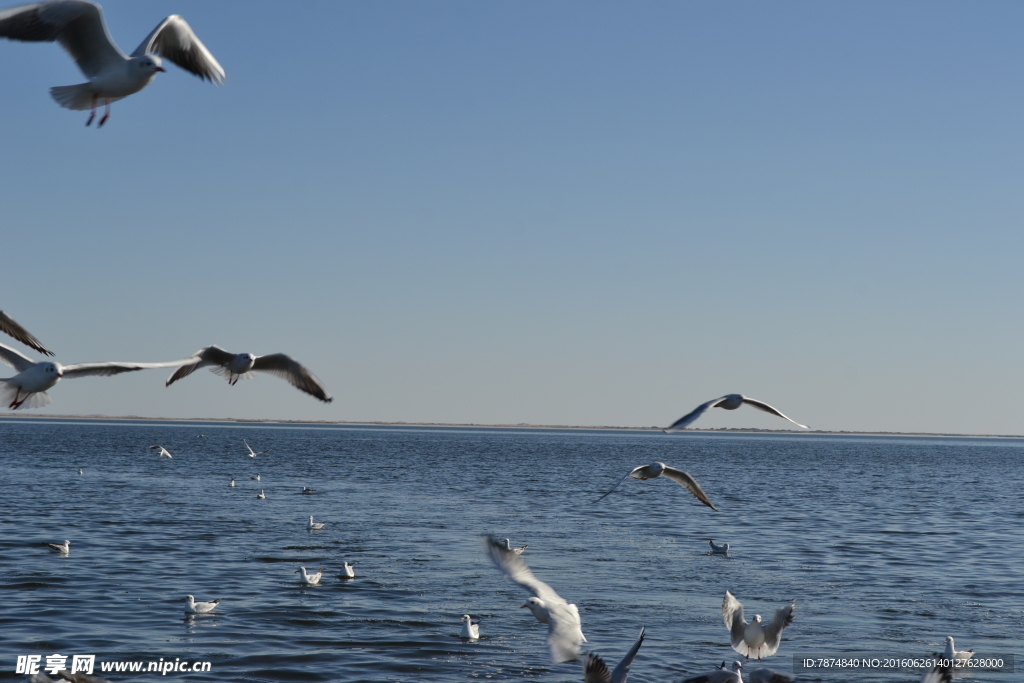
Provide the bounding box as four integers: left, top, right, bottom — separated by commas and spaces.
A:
1, 1, 1023, 433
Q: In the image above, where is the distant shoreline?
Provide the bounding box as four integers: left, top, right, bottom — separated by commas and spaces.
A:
0, 412, 1021, 439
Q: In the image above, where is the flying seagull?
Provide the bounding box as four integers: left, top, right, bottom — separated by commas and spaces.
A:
0, 310, 52, 355
482, 535, 586, 664
459, 614, 480, 640
0, 342, 187, 409
244, 439, 268, 457
181, 594, 219, 614
149, 445, 172, 458
582, 626, 645, 683
166, 345, 333, 403
665, 395, 807, 432
595, 462, 718, 511
0, 0, 225, 126
723, 591, 796, 660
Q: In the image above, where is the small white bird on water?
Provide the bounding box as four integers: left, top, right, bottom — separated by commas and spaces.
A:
582, 625, 645, 683
166, 345, 333, 403
296, 566, 323, 585
595, 462, 718, 511
150, 445, 172, 458
502, 538, 528, 554
256, 489, 265, 499
0, 342, 187, 409
301, 486, 315, 494
665, 395, 808, 432
482, 535, 587, 664
228, 478, 235, 487
250, 473, 260, 481
709, 539, 730, 555
181, 594, 220, 614
308, 515, 325, 530
0, 0, 225, 127
340, 562, 356, 579
46, 539, 71, 554
0, 310, 52, 355
682, 660, 743, 683
459, 614, 480, 640
244, 440, 268, 458
942, 636, 974, 662
78, 467, 83, 475
723, 591, 796, 660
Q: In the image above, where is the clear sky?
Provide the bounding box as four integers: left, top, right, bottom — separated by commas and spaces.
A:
2, 1, 1023, 433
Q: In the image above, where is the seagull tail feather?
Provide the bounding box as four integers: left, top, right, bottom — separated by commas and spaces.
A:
49, 84, 96, 111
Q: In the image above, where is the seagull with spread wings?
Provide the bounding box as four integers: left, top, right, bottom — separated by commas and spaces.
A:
582, 626, 645, 683
0, 0, 225, 126
665, 395, 808, 432
0, 310, 52, 356
722, 591, 796, 660
482, 535, 587, 664
166, 345, 333, 403
0, 342, 188, 409
594, 462, 718, 511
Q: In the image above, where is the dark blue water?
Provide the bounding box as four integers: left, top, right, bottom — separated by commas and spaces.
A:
1, 419, 1021, 682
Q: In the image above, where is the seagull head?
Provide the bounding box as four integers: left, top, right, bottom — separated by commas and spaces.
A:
461, 614, 471, 622
41, 362, 62, 378
136, 55, 166, 73
731, 661, 743, 672
753, 614, 762, 624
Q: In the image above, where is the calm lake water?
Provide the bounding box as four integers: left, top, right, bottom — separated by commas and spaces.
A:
1, 419, 1021, 682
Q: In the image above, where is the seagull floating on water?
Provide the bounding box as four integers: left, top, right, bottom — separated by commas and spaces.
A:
502, 538, 528, 554
0, 310, 52, 355
244, 439, 268, 457
150, 445, 172, 458
723, 591, 796, 660
709, 539, 730, 555
308, 515, 325, 530
340, 561, 356, 578
46, 539, 71, 554
460, 614, 480, 640
942, 636, 974, 662
296, 566, 323, 585
482, 535, 586, 664
197, 434, 209, 438
256, 489, 265, 499
228, 478, 235, 487
301, 486, 315, 494
0, 0, 225, 127
595, 462, 718, 510
682, 660, 743, 683
166, 345, 333, 403
0, 342, 187, 409
181, 594, 219, 614
665, 395, 808, 432
78, 467, 83, 475
582, 625, 645, 683
250, 473, 260, 481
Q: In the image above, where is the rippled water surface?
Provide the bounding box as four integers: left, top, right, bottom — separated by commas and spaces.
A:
1, 419, 1022, 682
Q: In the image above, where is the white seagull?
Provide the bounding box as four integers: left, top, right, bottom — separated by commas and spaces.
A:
250, 473, 260, 481
296, 566, 323, 585
308, 515, 325, 530
503, 538, 528, 554
0, 343, 187, 409
340, 561, 356, 578
723, 591, 796, 660
459, 614, 480, 640
482, 535, 586, 664
149, 445, 172, 458
228, 478, 235, 487
0, 310, 52, 355
709, 539, 730, 555
582, 626, 645, 683
181, 594, 220, 614
0, 0, 224, 127
682, 661, 743, 683
256, 489, 265, 499
244, 439, 268, 457
942, 636, 974, 662
595, 462, 718, 511
665, 395, 808, 432
166, 345, 333, 403
46, 539, 71, 554
78, 467, 83, 475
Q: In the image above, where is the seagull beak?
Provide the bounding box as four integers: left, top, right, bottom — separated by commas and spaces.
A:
156, 66, 166, 72
520, 604, 528, 608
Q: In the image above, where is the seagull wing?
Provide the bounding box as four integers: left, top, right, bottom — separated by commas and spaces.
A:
740, 398, 808, 429
482, 535, 583, 663
759, 602, 796, 657
582, 654, 613, 683
165, 346, 231, 386
0, 311, 52, 356
610, 626, 645, 683
252, 353, 333, 403
664, 398, 721, 432
131, 14, 224, 84
0, 0, 125, 78
660, 466, 718, 511
0, 341, 37, 372
594, 467, 643, 503
920, 665, 953, 683
722, 591, 749, 651
61, 359, 187, 379
747, 668, 795, 683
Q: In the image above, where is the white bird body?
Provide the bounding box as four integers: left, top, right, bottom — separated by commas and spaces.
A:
0, 0, 225, 126
665, 394, 808, 432
166, 345, 332, 403
482, 535, 586, 664
682, 660, 744, 683
182, 594, 219, 614
308, 515, 325, 530
296, 566, 323, 585
256, 489, 265, 499
244, 440, 268, 457
595, 461, 718, 510
0, 310, 52, 355
582, 626, 645, 683
502, 538, 528, 554
723, 591, 796, 660
228, 478, 235, 487
46, 539, 71, 554
341, 562, 355, 578
250, 473, 260, 481
942, 636, 973, 662
709, 539, 730, 554
78, 468, 83, 475
150, 445, 172, 458
459, 614, 480, 640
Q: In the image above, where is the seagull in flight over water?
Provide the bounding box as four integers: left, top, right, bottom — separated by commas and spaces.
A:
149, 445, 172, 458
722, 591, 796, 660
665, 395, 807, 432
582, 626, 645, 683
0, 310, 52, 355
166, 345, 333, 403
244, 440, 268, 457
595, 462, 718, 511
0, 0, 225, 126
